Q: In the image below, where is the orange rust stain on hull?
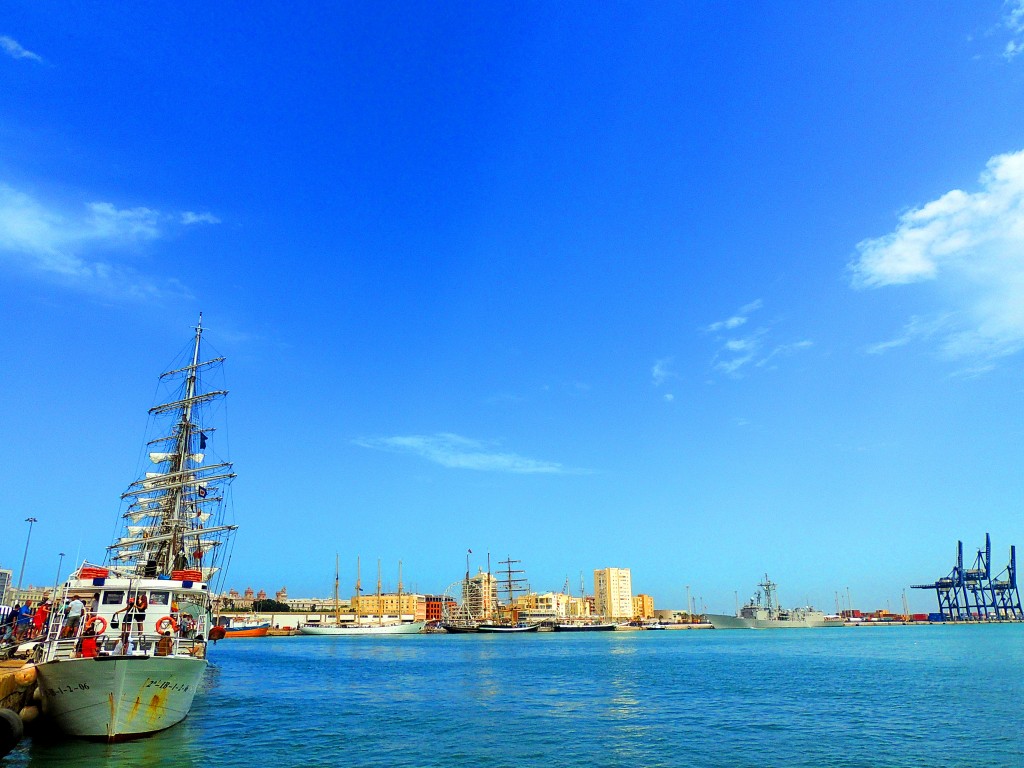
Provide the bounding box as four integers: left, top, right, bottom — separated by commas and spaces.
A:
146, 692, 168, 724
127, 695, 142, 722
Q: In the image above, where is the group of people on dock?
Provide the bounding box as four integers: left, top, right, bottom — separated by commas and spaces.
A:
0, 594, 90, 644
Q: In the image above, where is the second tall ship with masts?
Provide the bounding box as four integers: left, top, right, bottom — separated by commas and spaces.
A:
299, 556, 426, 635
441, 555, 541, 633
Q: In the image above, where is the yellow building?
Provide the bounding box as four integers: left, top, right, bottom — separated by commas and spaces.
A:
514, 591, 572, 619
633, 593, 654, 619
351, 592, 426, 621
594, 567, 633, 620
567, 595, 593, 618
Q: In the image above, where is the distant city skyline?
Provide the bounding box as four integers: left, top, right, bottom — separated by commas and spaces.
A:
2, 3, 1024, 614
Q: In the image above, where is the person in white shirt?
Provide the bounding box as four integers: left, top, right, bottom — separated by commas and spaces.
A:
63, 597, 85, 638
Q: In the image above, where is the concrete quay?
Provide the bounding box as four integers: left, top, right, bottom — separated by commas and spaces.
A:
1, 659, 38, 757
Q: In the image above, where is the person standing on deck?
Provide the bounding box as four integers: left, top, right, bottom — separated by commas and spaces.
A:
63, 596, 85, 638
131, 594, 148, 637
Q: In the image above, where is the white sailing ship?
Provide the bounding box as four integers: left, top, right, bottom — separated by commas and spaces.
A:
298, 557, 425, 636
33, 315, 237, 740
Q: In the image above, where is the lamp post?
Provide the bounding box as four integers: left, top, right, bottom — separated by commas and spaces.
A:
16, 517, 38, 594
52, 551, 66, 599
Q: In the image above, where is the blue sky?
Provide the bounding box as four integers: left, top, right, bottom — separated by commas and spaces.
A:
2, 3, 1024, 614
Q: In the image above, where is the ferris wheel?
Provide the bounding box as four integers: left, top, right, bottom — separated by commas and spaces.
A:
440, 579, 486, 628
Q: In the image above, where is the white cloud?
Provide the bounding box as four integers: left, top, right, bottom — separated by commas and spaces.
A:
354, 433, 584, 475
756, 340, 813, 369
0, 182, 205, 300
181, 211, 221, 225
87, 202, 161, 240
0, 35, 42, 63
711, 328, 765, 377
704, 301, 811, 378
663, 393, 675, 403
706, 299, 762, 332
851, 149, 1024, 361
1005, 0, 1024, 60
651, 357, 675, 386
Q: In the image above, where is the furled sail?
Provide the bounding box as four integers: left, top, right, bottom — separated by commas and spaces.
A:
106, 315, 236, 583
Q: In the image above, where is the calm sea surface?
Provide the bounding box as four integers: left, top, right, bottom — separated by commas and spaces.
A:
5, 624, 1023, 768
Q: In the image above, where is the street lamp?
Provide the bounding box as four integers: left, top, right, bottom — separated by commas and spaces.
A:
52, 551, 66, 599
16, 517, 38, 593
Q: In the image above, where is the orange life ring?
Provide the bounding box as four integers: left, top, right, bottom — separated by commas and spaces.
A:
156, 616, 179, 634
85, 615, 107, 634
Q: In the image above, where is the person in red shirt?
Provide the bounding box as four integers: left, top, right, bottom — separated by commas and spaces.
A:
32, 600, 51, 637
78, 625, 98, 658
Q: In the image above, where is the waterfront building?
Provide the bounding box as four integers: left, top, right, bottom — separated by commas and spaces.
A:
221, 587, 257, 611
7, 584, 49, 607
566, 595, 594, 618
425, 594, 457, 622
633, 593, 655, 619
594, 567, 633, 620
351, 592, 427, 622
512, 591, 573, 621
0, 567, 11, 605
536, 591, 571, 618
279, 594, 352, 613
463, 569, 499, 619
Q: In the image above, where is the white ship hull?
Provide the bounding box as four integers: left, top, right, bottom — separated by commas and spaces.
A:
705, 613, 829, 630
35, 655, 207, 740
298, 621, 426, 636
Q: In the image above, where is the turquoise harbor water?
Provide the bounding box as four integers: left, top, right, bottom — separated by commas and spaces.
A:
5, 625, 1023, 768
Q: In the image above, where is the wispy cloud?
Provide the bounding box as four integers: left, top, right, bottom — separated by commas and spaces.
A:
181, 211, 221, 225
651, 357, 675, 386
851, 149, 1024, 362
0, 35, 42, 63
706, 299, 762, 332
1004, 0, 1024, 60
704, 301, 811, 378
354, 433, 583, 474
0, 182, 217, 300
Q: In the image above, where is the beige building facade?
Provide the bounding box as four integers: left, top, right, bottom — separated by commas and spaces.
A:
633, 593, 655, 619
594, 567, 633, 619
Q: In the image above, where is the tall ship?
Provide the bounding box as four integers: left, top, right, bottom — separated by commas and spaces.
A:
705, 575, 829, 629
476, 557, 540, 633
440, 554, 540, 633
298, 556, 425, 635
32, 315, 237, 740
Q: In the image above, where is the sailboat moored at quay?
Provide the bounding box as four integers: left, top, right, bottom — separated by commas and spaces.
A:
298, 557, 426, 635
31, 315, 237, 741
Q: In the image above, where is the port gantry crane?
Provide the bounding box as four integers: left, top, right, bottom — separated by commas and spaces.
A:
911, 533, 1023, 621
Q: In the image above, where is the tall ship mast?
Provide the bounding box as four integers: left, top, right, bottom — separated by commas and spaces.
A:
107, 313, 237, 583
497, 556, 528, 610
475, 556, 540, 632
30, 315, 239, 740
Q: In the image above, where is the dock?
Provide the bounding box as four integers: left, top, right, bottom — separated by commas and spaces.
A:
1, 659, 38, 757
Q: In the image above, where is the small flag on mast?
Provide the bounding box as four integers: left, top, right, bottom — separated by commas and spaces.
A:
199, 432, 208, 450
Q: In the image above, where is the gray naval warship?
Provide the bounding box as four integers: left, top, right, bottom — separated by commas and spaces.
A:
706, 574, 835, 629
